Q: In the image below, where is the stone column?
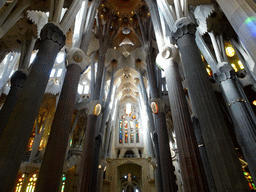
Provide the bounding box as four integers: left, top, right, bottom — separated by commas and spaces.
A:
171, 18, 250, 191
0, 22, 65, 192
146, 50, 177, 191
160, 45, 208, 191
77, 55, 105, 192
18, 30, 37, 70
152, 132, 163, 192
80, 0, 102, 54
35, 48, 86, 192
90, 134, 102, 192
77, 108, 99, 192
215, 63, 256, 182
152, 104, 178, 192
0, 70, 28, 137
192, 116, 217, 192
90, 66, 116, 191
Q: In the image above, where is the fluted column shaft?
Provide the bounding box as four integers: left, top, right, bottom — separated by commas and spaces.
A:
0, 70, 27, 137
153, 112, 178, 192
172, 18, 250, 192
165, 59, 208, 191
192, 116, 217, 192
0, 23, 65, 192
152, 132, 164, 192
215, 65, 256, 182
146, 52, 177, 192
35, 62, 83, 191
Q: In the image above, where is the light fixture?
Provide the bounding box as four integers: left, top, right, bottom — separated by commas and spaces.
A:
94, 103, 101, 116
226, 46, 235, 57
253, 100, 256, 106
151, 102, 158, 114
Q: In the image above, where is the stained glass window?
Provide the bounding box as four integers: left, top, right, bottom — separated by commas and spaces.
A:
136, 121, 139, 143
136, 132, 139, 143
131, 133, 134, 143
125, 103, 132, 116
119, 121, 123, 143
15, 174, 25, 192
119, 133, 123, 143
130, 121, 134, 128
26, 174, 37, 192
124, 121, 128, 129
132, 115, 136, 119
125, 131, 128, 143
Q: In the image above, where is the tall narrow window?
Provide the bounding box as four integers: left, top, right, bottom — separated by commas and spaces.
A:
136, 121, 139, 143
57, 68, 63, 77
130, 121, 134, 143
131, 133, 134, 143
119, 121, 123, 143
124, 121, 128, 129
125, 131, 128, 143
125, 103, 132, 116
26, 174, 37, 192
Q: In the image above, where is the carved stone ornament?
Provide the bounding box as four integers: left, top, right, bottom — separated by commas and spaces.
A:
156, 45, 180, 69
171, 18, 197, 43
94, 103, 102, 116
150, 98, 163, 113
151, 102, 159, 114
40, 23, 66, 49
66, 47, 90, 72
214, 62, 236, 83
87, 100, 101, 115
10, 69, 28, 88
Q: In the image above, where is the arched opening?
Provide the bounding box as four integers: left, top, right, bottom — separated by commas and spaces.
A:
117, 163, 142, 192
124, 150, 135, 158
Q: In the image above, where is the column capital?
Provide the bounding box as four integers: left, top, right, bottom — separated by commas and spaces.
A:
214, 62, 236, 83
156, 45, 180, 70
40, 23, 66, 49
10, 69, 28, 88
66, 47, 89, 72
172, 18, 196, 43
